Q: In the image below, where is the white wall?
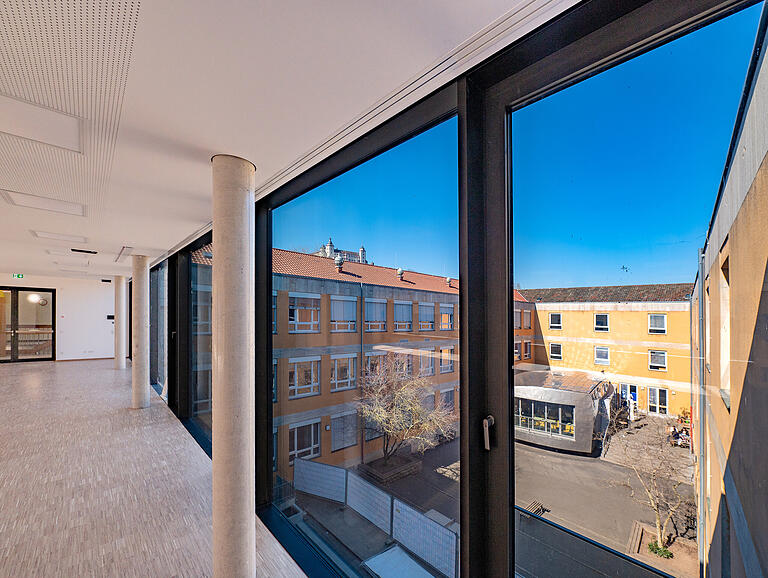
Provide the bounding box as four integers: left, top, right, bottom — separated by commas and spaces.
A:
0, 273, 115, 361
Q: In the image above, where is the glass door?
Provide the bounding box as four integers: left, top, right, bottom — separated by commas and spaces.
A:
0, 287, 55, 362
0, 289, 11, 360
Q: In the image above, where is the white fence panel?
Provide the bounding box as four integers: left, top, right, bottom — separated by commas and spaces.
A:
392, 499, 457, 578
293, 458, 346, 503
347, 472, 392, 534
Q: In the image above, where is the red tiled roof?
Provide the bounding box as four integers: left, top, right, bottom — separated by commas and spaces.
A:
519, 283, 693, 303
513, 289, 526, 302
191, 244, 459, 294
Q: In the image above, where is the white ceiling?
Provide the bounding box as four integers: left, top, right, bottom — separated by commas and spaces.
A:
0, 0, 576, 279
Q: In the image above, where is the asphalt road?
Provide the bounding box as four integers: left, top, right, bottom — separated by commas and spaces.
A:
514, 441, 693, 553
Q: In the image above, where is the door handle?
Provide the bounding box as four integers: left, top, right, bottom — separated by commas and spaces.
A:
483, 415, 495, 451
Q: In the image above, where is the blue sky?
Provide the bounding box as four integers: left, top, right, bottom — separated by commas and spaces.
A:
512, 3, 762, 288
274, 117, 459, 278
274, 3, 761, 286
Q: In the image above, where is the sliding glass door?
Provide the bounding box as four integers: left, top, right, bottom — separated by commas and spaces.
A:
0, 287, 55, 362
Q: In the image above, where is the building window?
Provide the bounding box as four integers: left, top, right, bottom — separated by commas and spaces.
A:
419, 348, 435, 376
523, 341, 532, 359
330, 295, 357, 332
439, 347, 454, 373
594, 346, 609, 365
288, 357, 320, 398
440, 389, 455, 413
440, 304, 454, 330
419, 303, 435, 330
649, 349, 667, 371
550, 343, 562, 360
648, 313, 667, 334
364, 416, 383, 441
514, 341, 521, 361
365, 352, 386, 376
523, 310, 532, 329
272, 291, 277, 334
331, 412, 358, 451
365, 299, 387, 332
394, 301, 413, 331
594, 313, 609, 332
330, 354, 356, 391
648, 387, 668, 415
514, 397, 574, 438
289, 420, 321, 464
272, 358, 277, 403
549, 313, 562, 330
288, 293, 320, 333
422, 392, 435, 411
514, 309, 522, 329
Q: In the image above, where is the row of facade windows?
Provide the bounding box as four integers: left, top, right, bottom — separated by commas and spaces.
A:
513, 309, 533, 330
272, 293, 456, 334
272, 348, 456, 401
543, 342, 669, 371
544, 312, 668, 334
513, 398, 575, 438
283, 387, 458, 468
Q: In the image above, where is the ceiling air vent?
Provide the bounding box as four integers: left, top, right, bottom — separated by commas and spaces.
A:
71, 248, 97, 255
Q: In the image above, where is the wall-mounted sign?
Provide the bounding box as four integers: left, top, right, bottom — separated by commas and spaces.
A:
12, 273, 23, 279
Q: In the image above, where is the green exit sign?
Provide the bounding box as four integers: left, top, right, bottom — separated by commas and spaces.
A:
12, 273, 23, 279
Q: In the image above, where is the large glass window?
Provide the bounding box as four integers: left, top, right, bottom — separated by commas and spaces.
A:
190, 245, 213, 430
150, 261, 168, 397
271, 117, 459, 575
511, 5, 762, 576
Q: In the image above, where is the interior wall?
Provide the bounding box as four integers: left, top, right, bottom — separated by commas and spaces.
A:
0, 273, 115, 361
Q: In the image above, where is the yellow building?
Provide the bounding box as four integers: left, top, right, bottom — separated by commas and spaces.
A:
519, 284, 692, 416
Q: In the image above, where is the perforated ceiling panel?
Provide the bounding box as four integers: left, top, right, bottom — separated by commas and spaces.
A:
0, 0, 139, 216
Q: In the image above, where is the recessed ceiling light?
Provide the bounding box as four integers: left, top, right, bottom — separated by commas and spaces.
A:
32, 230, 87, 243
0, 94, 81, 152
70, 248, 97, 254
1, 189, 85, 216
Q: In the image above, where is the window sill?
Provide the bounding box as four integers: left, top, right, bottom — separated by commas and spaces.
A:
330, 386, 357, 393
288, 330, 320, 334
288, 392, 321, 400
649, 367, 667, 372
440, 368, 453, 374
330, 329, 356, 333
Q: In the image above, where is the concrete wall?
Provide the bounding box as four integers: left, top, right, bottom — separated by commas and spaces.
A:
0, 273, 114, 361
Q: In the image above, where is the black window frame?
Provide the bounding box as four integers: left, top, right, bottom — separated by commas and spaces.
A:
141, 1, 764, 575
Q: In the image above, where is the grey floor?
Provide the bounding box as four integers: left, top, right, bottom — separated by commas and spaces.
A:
0, 359, 304, 577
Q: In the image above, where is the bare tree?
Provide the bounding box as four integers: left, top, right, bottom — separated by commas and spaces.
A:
357, 353, 454, 464
623, 420, 693, 551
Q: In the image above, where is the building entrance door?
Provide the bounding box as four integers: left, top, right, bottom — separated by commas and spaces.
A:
0, 287, 55, 362
649, 386, 668, 415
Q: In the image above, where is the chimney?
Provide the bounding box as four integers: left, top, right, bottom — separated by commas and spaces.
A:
396, 267, 404, 281
334, 254, 344, 272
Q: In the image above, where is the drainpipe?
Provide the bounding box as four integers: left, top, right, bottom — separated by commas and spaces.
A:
360, 281, 365, 465
697, 248, 707, 577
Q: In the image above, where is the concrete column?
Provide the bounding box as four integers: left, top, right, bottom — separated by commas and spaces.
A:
211, 154, 256, 578
131, 255, 150, 409
114, 275, 127, 369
